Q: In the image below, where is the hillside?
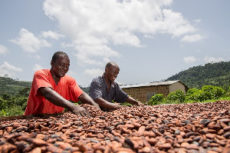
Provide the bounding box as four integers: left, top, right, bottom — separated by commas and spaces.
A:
166, 61, 230, 89
0, 77, 31, 96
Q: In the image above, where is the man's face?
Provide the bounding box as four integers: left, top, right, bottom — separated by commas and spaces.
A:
106, 66, 119, 83
51, 55, 70, 78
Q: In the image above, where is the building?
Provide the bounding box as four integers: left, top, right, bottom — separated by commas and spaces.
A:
121, 80, 188, 103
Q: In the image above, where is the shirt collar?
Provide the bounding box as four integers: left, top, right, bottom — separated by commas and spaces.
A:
102, 75, 115, 88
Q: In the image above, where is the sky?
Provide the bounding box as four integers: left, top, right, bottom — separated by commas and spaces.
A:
0, 0, 230, 87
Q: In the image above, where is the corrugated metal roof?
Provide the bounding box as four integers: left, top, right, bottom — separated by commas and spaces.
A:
121, 80, 180, 88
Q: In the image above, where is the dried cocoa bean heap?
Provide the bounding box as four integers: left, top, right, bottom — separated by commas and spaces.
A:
0, 101, 230, 153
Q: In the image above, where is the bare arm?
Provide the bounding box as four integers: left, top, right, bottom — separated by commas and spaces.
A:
126, 96, 143, 106
39, 87, 88, 116
79, 92, 100, 109
95, 97, 121, 110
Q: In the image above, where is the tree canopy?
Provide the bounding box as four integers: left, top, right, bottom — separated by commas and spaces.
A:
166, 61, 230, 89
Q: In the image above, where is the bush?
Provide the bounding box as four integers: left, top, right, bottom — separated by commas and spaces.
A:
0, 105, 24, 117
167, 90, 185, 103
201, 85, 225, 100
0, 97, 7, 110
0, 93, 28, 117
186, 88, 205, 102
13, 96, 28, 106
22, 102, 27, 111
148, 94, 164, 105
224, 89, 230, 97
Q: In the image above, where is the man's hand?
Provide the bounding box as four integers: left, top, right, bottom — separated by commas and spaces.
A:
101, 103, 121, 111
95, 98, 122, 111
70, 105, 89, 116
79, 92, 101, 110
126, 96, 143, 106
112, 103, 122, 109
136, 101, 144, 106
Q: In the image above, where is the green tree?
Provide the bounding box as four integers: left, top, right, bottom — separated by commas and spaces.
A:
0, 97, 7, 110
166, 61, 230, 88
148, 94, 164, 105
166, 90, 185, 103
186, 88, 205, 102
201, 85, 225, 100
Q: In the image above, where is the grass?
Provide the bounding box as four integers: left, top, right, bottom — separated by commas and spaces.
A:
0, 105, 24, 117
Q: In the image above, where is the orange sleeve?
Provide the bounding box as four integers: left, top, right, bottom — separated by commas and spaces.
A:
33, 70, 52, 96
68, 77, 83, 102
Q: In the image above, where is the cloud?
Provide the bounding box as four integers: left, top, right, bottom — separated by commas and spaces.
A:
11, 28, 51, 53
204, 56, 225, 63
194, 19, 201, 23
67, 70, 77, 77
161, 9, 196, 37
181, 34, 203, 42
84, 68, 103, 77
41, 30, 64, 40
34, 55, 41, 60
75, 44, 120, 66
0, 61, 22, 78
183, 56, 197, 64
33, 64, 43, 71
0, 44, 8, 54
43, 0, 200, 65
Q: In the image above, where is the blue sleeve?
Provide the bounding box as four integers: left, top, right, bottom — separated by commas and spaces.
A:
89, 78, 102, 100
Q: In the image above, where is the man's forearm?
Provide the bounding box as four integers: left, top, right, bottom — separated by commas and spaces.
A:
39, 87, 75, 110
79, 92, 100, 109
126, 96, 140, 105
95, 98, 120, 109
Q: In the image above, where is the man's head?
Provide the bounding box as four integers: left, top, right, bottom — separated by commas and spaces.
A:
51, 51, 70, 78
104, 62, 120, 83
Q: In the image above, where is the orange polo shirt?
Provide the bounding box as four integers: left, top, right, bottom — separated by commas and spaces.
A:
24, 69, 83, 115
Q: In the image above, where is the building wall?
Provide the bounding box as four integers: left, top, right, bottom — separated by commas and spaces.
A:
122, 85, 169, 103
122, 82, 187, 103
169, 82, 186, 93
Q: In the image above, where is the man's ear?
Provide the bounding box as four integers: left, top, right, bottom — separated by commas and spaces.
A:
105, 67, 108, 73
50, 61, 53, 66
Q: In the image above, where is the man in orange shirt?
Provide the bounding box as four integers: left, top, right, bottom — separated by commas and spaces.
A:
24, 51, 99, 116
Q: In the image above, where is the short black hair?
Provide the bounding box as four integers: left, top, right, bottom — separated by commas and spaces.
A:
105, 62, 119, 70
51, 51, 69, 64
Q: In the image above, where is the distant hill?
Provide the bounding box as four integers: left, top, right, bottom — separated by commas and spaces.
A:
0, 77, 90, 96
0, 77, 31, 95
166, 61, 230, 89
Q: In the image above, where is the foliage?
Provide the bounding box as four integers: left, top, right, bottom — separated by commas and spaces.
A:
149, 85, 227, 105
0, 105, 24, 117
0, 97, 7, 110
0, 77, 31, 96
148, 94, 164, 105
224, 87, 230, 97
0, 87, 29, 117
186, 88, 206, 102
121, 102, 132, 106
166, 90, 185, 103
166, 61, 230, 89
201, 85, 225, 100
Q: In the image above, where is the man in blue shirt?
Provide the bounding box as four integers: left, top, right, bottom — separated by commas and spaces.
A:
89, 62, 142, 111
